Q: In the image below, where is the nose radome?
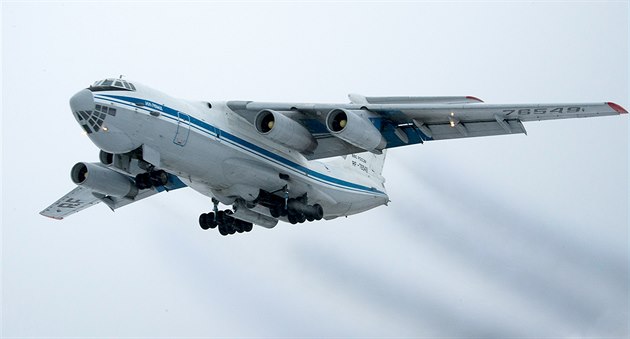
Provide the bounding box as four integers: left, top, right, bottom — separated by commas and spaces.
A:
69, 89, 95, 112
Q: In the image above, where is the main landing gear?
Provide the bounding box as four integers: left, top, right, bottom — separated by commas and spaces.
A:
199, 199, 253, 236
266, 187, 323, 225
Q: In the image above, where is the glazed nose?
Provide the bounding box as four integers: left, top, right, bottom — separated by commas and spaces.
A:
69, 89, 94, 113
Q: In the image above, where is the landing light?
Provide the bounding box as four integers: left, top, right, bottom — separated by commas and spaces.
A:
449, 120, 455, 127
102, 127, 109, 132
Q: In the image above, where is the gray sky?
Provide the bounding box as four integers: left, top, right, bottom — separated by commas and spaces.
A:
2, 1, 628, 338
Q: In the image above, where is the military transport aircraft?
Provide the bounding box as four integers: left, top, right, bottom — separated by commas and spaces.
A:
41, 78, 627, 236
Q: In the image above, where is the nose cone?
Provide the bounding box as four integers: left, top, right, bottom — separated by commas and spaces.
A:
69, 88, 141, 153
69, 89, 95, 112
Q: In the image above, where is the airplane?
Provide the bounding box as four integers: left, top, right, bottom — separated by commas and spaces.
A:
41, 78, 628, 236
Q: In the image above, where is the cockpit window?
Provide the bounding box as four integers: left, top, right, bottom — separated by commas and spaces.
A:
90, 78, 136, 92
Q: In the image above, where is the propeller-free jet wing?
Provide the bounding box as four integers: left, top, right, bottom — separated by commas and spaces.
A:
41, 78, 627, 236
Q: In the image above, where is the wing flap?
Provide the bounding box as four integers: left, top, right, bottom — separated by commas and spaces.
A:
426, 120, 526, 140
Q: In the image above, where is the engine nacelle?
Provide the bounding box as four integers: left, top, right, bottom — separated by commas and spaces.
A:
71, 162, 138, 198
326, 109, 386, 152
254, 109, 317, 153
99, 150, 114, 166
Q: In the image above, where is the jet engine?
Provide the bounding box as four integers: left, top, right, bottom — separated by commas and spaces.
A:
99, 150, 114, 166
71, 162, 138, 198
254, 109, 317, 153
326, 109, 386, 152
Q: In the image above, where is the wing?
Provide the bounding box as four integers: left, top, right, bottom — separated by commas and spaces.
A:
40, 173, 187, 220
40, 186, 102, 220
228, 96, 627, 160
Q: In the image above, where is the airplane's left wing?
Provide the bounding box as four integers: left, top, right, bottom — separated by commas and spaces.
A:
228, 97, 627, 160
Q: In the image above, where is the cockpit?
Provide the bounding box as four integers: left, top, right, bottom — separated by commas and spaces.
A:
89, 78, 136, 92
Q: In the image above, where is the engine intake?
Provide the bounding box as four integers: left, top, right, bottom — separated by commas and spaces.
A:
254, 109, 317, 153
99, 150, 114, 166
326, 109, 386, 152
71, 162, 137, 198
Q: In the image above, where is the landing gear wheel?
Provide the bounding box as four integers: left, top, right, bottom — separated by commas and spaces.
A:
270, 206, 281, 218
207, 212, 217, 229
199, 213, 210, 230
288, 213, 298, 225
135, 173, 152, 190
313, 204, 324, 221
227, 223, 236, 235
150, 170, 169, 186
218, 224, 229, 236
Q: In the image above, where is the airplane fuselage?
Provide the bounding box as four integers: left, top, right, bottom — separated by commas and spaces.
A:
71, 81, 389, 224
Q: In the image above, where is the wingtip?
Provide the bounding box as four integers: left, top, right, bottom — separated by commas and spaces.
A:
607, 102, 628, 114
466, 96, 484, 103
40, 211, 63, 220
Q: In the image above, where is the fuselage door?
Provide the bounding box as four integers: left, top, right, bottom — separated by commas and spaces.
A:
174, 111, 191, 146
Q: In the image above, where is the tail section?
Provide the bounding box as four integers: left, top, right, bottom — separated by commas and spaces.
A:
332, 150, 387, 184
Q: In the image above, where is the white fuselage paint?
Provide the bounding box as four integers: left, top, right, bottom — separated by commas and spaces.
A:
82, 82, 388, 221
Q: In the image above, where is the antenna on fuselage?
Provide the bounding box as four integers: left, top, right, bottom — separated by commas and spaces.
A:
119, 74, 125, 79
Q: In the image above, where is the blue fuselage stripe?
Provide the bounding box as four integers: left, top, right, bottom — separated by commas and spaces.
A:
94, 94, 386, 196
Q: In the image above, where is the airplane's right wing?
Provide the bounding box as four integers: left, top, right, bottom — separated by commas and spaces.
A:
40, 185, 102, 220
40, 168, 187, 220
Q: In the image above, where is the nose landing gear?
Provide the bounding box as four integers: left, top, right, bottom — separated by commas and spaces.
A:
135, 170, 169, 190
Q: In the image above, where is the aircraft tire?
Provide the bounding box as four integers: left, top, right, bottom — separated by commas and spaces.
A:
150, 170, 169, 186
199, 213, 210, 230
208, 212, 217, 229
270, 206, 281, 218
313, 204, 324, 220
135, 173, 152, 190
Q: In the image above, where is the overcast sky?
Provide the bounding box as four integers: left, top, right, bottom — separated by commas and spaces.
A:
2, 1, 628, 338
